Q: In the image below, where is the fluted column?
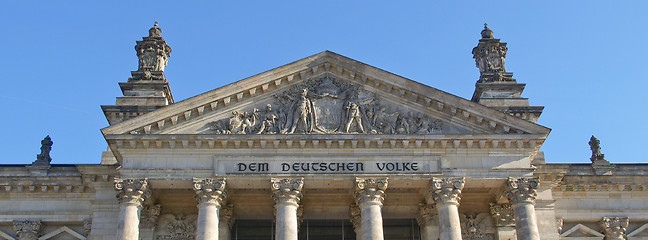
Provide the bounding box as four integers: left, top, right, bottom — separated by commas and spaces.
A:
504, 177, 540, 240
194, 178, 227, 240
271, 178, 304, 240
601, 217, 629, 240
354, 177, 388, 240
429, 177, 464, 240
114, 178, 150, 240
417, 204, 439, 240
219, 204, 235, 240
13, 220, 42, 240
349, 204, 362, 240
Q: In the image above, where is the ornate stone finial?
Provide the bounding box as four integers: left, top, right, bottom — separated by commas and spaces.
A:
354, 177, 388, 207
32, 135, 53, 166
429, 177, 465, 206
220, 204, 236, 229
504, 177, 539, 205
13, 220, 42, 240
589, 135, 607, 163
601, 217, 629, 240
489, 203, 515, 227
149, 21, 162, 37
349, 203, 361, 230
481, 23, 494, 39
193, 178, 227, 206
114, 178, 150, 206
271, 178, 304, 206
416, 203, 437, 226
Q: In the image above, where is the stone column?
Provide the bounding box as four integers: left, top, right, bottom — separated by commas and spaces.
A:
504, 177, 540, 240
601, 217, 629, 240
490, 203, 517, 240
219, 204, 235, 240
114, 178, 150, 240
271, 178, 304, 240
417, 204, 440, 240
13, 220, 42, 240
429, 177, 464, 240
194, 178, 227, 240
354, 177, 388, 240
349, 204, 362, 240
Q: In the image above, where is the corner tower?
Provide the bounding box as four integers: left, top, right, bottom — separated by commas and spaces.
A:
102, 22, 175, 125
471, 24, 543, 123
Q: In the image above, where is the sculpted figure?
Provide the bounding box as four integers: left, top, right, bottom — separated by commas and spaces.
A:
228, 111, 245, 134
256, 104, 279, 134
343, 102, 365, 133
373, 107, 398, 134
394, 115, 410, 134
414, 113, 431, 134
285, 88, 315, 134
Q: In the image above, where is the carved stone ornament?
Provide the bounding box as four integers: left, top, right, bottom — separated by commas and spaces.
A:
504, 177, 539, 205
489, 203, 515, 227
220, 203, 235, 229
140, 204, 162, 228
13, 220, 42, 240
349, 203, 361, 230
556, 218, 563, 233
114, 178, 150, 206
32, 135, 53, 166
601, 217, 629, 240
416, 203, 437, 226
429, 177, 465, 206
355, 177, 388, 207
461, 213, 495, 240
193, 178, 227, 206
83, 219, 92, 234
472, 24, 513, 83
155, 214, 197, 240
133, 22, 171, 80
271, 178, 304, 206
204, 75, 444, 135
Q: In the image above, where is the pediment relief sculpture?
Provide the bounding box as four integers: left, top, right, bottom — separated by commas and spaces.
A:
202, 76, 454, 135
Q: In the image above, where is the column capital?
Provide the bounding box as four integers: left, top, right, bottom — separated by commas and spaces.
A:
114, 178, 150, 206
13, 220, 42, 240
349, 204, 361, 230
354, 177, 388, 207
601, 217, 629, 240
193, 178, 227, 206
416, 203, 437, 227
429, 177, 465, 206
504, 177, 539, 205
489, 203, 515, 227
271, 177, 304, 206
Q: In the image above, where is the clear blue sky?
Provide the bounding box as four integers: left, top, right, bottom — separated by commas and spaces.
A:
1, 1, 646, 164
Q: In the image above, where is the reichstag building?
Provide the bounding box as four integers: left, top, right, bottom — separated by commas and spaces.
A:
1, 23, 646, 240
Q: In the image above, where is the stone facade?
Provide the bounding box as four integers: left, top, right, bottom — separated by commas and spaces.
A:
1, 23, 647, 240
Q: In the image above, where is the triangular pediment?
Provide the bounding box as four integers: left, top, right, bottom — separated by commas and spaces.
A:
102, 51, 550, 138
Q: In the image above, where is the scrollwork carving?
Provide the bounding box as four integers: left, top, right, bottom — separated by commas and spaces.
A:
114, 178, 150, 206
489, 203, 515, 227
461, 213, 495, 240
140, 204, 162, 228
271, 178, 304, 206
155, 214, 197, 240
354, 177, 388, 207
504, 177, 539, 205
429, 177, 465, 206
416, 203, 436, 226
193, 178, 227, 206
13, 220, 42, 240
601, 217, 629, 240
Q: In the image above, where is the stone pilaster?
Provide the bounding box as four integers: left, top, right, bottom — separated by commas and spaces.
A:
114, 178, 149, 240
271, 178, 304, 240
429, 177, 464, 240
601, 217, 629, 240
417, 204, 439, 240
194, 178, 227, 240
13, 220, 42, 240
490, 203, 516, 240
349, 204, 362, 240
219, 204, 235, 240
504, 177, 540, 240
354, 177, 388, 240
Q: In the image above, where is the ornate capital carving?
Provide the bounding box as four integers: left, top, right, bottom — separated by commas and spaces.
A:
349, 204, 361, 230
429, 177, 465, 206
114, 178, 150, 206
601, 217, 629, 240
220, 204, 235, 229
489, 203, 515, 227
13, 220, 42, 240
354, 177, 388, 207
193, 178, 227, 206
140, 204, 162, 228
504, 177, 539, 205
416, 203, 437, 226
83, 219, 92, 234
271, 178, 304, 206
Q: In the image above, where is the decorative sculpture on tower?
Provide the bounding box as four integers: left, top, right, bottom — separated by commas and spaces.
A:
132, 22, 172, 81
472, 24, 513, 83
589, 135, 614, 175
32, 135, 53, 166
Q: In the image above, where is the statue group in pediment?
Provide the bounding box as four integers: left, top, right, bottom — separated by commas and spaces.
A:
206, 76, 442, 135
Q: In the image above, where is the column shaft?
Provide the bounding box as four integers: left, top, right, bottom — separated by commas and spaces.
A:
271, 178, 304, 240
275, 203, 299, 240
354, 177, 388, 240
194, 178, 227, 240
437, 203, 461, 240
197, 203, 220, 240
505, 177, 540, 240
429, 177, 464, 240
116, 203, 141, 240
360, 204, 384, 240
114, 178, 149, 240
512, 203, 539, 240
